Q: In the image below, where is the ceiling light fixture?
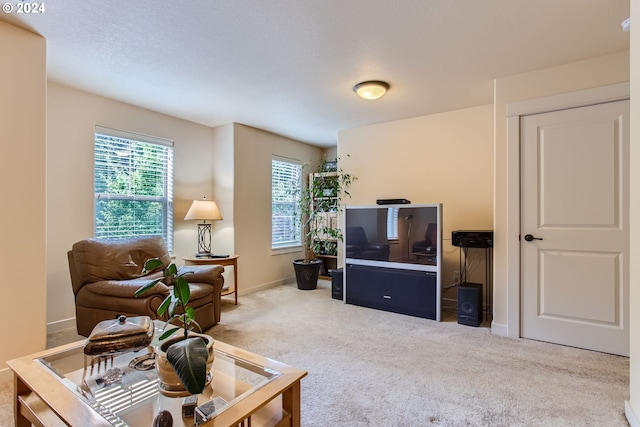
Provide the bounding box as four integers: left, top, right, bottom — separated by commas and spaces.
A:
353, 80, 390, 100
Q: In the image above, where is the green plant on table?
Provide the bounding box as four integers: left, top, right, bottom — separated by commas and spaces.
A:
135, 258, 209, 394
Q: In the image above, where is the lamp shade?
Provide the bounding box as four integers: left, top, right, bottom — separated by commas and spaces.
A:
184, 199, 222, 221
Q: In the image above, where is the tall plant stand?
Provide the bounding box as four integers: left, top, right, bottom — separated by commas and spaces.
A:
315, 254, 337, 280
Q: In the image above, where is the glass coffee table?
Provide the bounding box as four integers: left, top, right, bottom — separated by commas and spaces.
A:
8, 323, 307, 427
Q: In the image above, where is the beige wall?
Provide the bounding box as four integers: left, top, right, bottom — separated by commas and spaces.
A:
323, 146, 338, 161
45, 84, 322, 335
0, 21, 47, 381
493, 51, 629, 336
46, 82, 220, 330
233, 124, 323, 292
338, 104, 494, 296
628, 0, 639, 421
338, 52, 629, 332
44, 86, 323, 339
210, 123, 235, 256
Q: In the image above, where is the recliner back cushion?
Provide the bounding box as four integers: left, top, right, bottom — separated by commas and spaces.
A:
72, 236, 171, 283
346, 226, 368, 246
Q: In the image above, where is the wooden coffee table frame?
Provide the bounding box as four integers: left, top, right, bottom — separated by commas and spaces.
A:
8, 338, 306, 427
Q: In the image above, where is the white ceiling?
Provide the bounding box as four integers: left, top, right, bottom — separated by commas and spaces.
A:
2, 0, 630, 147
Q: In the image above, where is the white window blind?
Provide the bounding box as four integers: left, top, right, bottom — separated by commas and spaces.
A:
387, 207, 399, 240
94, 126, 174, 250
272, 157, 302, 249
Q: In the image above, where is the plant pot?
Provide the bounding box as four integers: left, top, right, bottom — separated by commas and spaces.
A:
293, 259, 323, 290
155, 332, 214, 397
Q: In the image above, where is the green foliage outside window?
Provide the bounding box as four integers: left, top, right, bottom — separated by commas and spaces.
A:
94, 132, 173, 248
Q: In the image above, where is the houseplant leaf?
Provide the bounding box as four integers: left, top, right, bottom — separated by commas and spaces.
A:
157, 295, 172, 316
143, 258, 164, 274
184, 306, 195, 322
158, 326, 180, 341
166, 336, 209, 394
174, 276, 190, 304
134, 278, 163, 297
166, 263, 178, 277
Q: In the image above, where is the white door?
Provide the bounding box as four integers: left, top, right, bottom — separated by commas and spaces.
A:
520, 100, 629, 356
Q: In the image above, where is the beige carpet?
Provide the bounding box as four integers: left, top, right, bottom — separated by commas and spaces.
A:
0, 280, 630, 426
207, 281, 629, 427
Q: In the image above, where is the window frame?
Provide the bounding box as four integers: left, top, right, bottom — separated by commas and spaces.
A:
271, 156, 303, 252
93, 126, 174, 251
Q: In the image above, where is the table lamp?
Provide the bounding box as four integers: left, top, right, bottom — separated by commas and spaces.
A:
184, 197, 222, 257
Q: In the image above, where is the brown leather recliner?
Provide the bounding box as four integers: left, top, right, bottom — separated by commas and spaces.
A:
68, 236, 224, 337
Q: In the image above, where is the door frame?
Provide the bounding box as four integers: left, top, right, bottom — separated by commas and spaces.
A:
503, 82, 629, 339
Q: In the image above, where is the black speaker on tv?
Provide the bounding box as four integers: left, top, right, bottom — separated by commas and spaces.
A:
458, 282, 483, 327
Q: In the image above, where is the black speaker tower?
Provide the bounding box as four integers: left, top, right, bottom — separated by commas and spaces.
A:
457, 282, 483, 327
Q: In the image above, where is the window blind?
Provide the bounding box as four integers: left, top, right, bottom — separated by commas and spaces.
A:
272, 158, 302, 248
94, 127, 174, 250
387, 207, 399, 240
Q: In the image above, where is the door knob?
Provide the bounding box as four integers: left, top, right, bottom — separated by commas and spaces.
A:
524, 234, 543, 242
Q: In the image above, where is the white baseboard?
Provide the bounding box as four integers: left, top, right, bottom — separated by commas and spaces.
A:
47, 317, 77, 334
626, 401, 640, 427
491, 321, 509, 337
238, 277, 296, 296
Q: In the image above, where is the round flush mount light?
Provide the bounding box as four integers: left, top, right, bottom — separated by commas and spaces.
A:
353, 80, 390, 100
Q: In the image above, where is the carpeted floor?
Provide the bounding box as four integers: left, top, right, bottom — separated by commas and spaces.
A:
0, 280, 630, 426
206, 281, 629, 427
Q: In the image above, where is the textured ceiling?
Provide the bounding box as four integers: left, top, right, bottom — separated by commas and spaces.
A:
1, 0, 630, 146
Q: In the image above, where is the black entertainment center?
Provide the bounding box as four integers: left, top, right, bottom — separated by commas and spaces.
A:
344, 204, 442, 321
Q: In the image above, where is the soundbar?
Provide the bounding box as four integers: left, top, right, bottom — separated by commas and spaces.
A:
452, 230, 493, 248
376, 198, 411, 205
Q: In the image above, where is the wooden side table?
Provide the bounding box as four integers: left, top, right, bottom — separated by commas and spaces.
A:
183, 254, 240, 305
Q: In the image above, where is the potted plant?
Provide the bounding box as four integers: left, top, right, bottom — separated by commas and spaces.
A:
135, 258, 213, 396
293, 157, 355, 290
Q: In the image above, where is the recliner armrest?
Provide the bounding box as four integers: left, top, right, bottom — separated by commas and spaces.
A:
179, 265, 225, 284
364, 242, 389, 251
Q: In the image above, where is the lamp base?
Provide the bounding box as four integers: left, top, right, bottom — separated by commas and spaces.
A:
196, 223, 212, 255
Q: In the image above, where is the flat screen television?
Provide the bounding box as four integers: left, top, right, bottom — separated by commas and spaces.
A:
344, 203, 442, 272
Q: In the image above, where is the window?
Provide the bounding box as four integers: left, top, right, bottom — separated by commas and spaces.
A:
94, 126, 174, 250
272, 157, 302, 249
